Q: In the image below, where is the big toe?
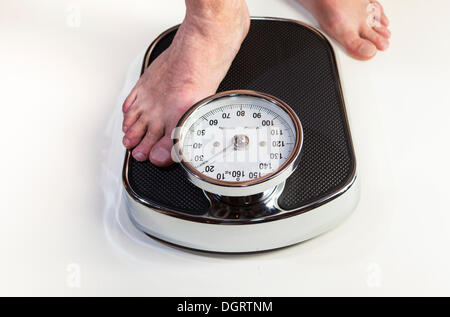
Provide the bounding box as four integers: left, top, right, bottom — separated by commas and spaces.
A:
341, 32, 378, 60
149, 135, 174, 167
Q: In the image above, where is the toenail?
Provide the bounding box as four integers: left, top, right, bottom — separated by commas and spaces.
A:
359, 43, 377, 57
123, 125, 128, 132
133, 151, 146, 161
150, 147, 169, 163
123, 137, 130, 146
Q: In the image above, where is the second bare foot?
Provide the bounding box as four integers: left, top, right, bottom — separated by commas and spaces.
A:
298, 0, 391, 60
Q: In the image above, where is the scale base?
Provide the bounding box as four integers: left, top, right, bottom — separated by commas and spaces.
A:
123, 17, 359, 253
125, 178, 359, 253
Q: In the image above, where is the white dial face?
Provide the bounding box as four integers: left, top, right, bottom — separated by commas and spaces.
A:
177, 94, 298, 184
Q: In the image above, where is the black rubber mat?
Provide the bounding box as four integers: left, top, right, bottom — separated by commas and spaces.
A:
125, 18, 355, 214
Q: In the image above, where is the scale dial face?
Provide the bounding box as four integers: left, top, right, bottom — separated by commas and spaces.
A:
174, 91, 303, 196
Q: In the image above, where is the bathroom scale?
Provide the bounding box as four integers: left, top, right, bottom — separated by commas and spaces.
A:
123, 17, 359, 253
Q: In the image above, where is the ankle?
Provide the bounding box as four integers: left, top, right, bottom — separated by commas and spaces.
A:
183, 0, 250, 42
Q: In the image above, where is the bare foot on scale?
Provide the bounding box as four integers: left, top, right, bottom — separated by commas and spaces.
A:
122, 0, 391, 166
122, 0, 249, 166
298, 0, 391, 60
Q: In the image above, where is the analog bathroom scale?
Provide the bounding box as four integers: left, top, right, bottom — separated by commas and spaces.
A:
122, 17, 359, 253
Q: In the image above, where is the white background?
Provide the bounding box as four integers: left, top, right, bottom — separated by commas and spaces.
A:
1, 0, 449, 296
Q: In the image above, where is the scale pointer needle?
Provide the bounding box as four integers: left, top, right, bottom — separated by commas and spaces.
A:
195, 143, 234, 169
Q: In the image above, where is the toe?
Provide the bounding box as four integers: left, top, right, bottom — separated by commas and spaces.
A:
381, 12, 389, 27
123, 117, 147, 149
373, 25, 391, 39
340, 31, 377, 60
122, 88, 137, 113
361, 28, 389, 51
122, 106, 140, 133
131, 124, 164, 161
149, 135, 174, 167
369, 1, 389, 26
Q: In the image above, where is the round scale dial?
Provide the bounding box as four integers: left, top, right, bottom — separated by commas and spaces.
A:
174, 90, 303, 197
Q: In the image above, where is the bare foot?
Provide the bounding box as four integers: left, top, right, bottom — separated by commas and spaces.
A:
122, 0, 250, 166
298, 0, 391, 60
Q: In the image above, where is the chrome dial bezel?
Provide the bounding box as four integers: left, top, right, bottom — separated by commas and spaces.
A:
173, 90, 303, 197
